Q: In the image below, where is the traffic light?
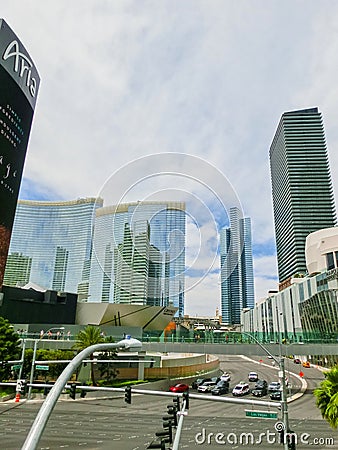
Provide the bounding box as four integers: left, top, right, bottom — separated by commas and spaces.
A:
156, 418, 173, 444
182, 391, 189, 409
80, 389, 87, 398
124, 385, 131, 404
172, 396, 180, 411
69, 383, 77, 400
287, 431, 296, 450
163, 405, 178, 427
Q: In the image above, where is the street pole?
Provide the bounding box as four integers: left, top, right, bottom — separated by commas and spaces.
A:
22, 340, 142, 450
27, 340, 38, 400
18, 339, 26, 380
233, 329, 291, 450
280, 356, 290, 450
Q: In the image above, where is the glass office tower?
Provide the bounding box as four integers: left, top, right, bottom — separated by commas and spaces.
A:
220, 207, 255, 324
89, 201, 186, 316
5, 198, 102, 293
113, 221, 163, 306
270, 108, 337, 287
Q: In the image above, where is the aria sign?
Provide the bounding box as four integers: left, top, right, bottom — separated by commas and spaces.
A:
0, 19, 40, 109
2, 40, 38, 99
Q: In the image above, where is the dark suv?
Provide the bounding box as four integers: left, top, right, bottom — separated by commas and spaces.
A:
211, 380, 229, 396
252, 379, 268, 397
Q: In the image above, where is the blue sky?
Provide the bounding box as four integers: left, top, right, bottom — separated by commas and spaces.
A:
3, 1, 338, 315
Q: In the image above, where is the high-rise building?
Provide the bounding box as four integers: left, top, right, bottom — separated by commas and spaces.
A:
3, 252, 32, 287
269, 107, 337, 288
6, 198, 186, 315
4, 198, 102, 293
113, 221, 163, 306
89, 201, 186, 315
220, 206, 255, 324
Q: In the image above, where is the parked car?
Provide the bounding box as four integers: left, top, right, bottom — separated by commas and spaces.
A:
270, 390, 282, 401
169, 383, 189, 393
191, 378, 207, 389
211, 381, 229, 396
198, 381, 217, 393
220, 372, 231, 382
294, 358, 301, 364
248, 371, 258, 382
232, 382, 250, 396
191, 377, 212, 389
302, 361, 310, 368
252, 380, 268, 397
268, 381, 281, 392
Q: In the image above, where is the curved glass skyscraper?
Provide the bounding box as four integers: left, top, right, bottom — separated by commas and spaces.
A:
6, 198, 186, 316
4, 198, 102, 294
89, 201, 186, 316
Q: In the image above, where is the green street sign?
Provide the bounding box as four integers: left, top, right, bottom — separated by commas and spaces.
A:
36, 365, 49, 371
11, 364, 22, 370
245, 410, 278, 419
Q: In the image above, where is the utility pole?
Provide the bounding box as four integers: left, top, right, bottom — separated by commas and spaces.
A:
230, 329, 292, 450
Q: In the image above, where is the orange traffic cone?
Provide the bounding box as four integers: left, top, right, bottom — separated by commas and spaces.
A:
15, 392, 20, 402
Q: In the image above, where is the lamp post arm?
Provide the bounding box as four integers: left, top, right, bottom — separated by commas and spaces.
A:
238, 330, 280, 364
22, 342, 127, 450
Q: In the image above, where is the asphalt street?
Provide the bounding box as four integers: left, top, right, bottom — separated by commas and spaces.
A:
0, 355, 336, 450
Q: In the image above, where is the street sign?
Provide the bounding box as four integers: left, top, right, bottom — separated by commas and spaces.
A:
245, 410, 278, 419
11, 364, 22, 370
35, 365, 49, 371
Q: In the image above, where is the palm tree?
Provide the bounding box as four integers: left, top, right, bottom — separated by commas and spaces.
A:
73, 326, 105, 385
314, 366, 338, 429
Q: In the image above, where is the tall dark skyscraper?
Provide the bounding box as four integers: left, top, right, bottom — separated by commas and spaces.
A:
270, 107, 337, 288
220, 207, 255, 324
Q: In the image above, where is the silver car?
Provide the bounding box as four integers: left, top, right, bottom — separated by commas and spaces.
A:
197, 381, 217, 393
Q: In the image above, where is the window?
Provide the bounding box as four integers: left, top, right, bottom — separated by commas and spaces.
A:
326, 252, 334, 270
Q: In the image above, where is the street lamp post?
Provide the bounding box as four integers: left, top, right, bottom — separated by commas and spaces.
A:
22, 338, 142, 450
233, 330, 291, 450
28, 327, 65, 400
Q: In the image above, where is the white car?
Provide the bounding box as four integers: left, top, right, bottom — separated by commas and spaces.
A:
197, 381, 216, 393
248, 371, 258, 382
268, 381, 281, 392
220, 372, 231, 382
232, 383, 250, 396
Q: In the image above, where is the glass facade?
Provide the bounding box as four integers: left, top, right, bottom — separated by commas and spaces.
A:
242, 268, 338, 347
89, 201, 186, 315
4, 198, 102, 293
299, 289, 338, 341
269, 107, 337, 285
220, 207, 255, 324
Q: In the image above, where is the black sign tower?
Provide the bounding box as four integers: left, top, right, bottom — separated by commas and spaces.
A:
0, 19, 40, 286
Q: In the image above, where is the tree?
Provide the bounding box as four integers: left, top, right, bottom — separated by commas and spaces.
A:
0, 317, 21, 381
97, 336, 119, 385
72, 326, 105, 385
314, 366, 338, 429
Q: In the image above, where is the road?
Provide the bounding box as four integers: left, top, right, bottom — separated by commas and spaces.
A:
0, 355, 336, 450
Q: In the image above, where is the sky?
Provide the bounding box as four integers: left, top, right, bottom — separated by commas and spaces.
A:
2, 1, 338, 317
